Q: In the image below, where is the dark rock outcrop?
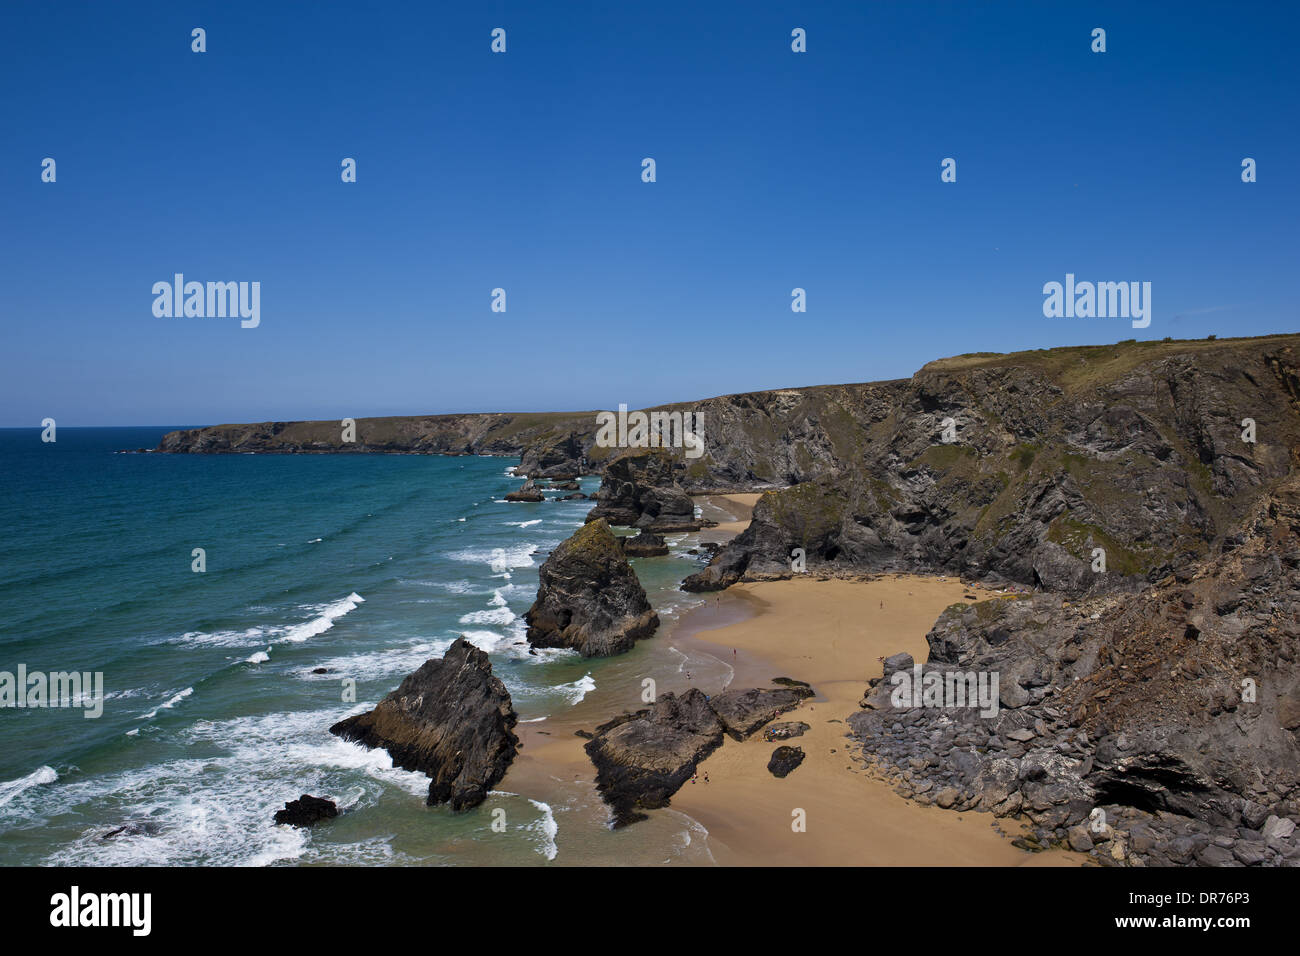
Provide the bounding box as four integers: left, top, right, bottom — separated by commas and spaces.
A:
768, 746, 806, 778
330, 637, 519, 811
708, 684, 816, 741
519, 431, 586, 479
505, 479, 545, 502
583, 689, 725, 826
582, 681, 817, 825
586, 448, 702, 531
621, 530, 669, 557
525, 519, 659, 657
274, 795, 339, 827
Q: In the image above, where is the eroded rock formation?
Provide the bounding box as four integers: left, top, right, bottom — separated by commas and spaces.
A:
525, 519, 659, 657
330, 637, 519, 811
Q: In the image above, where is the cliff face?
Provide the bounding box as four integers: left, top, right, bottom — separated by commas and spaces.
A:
151, 383, 909, 492
686, 336, 1300, 598
848, 473, 1300, 865
155, 411, 600, 463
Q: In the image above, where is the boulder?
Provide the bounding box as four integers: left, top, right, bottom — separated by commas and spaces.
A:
768, 746, 805, 778
505, 479, 545, 502
621, 530, 669, 557
330, 637, 519, 810
525, 519, 659, 657
274, 795, 339, 827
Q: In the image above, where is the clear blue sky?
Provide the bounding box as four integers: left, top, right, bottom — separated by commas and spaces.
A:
2, 0, 1296, 426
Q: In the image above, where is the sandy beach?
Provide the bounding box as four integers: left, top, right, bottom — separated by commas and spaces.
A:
676, 495, 1082, 866
669, 575, 1080, 865
511, 493, 1082, 865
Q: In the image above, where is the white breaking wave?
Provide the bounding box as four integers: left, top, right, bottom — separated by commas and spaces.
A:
168, 591, 366, 651
556, 674, 596, 706
506, 519, 542, 528
38, 709, 433, 867
0, 766, 57, 808
300, 641, 447, 684
246, 650, 270, 664
527, 799, 558, 861
280, 592, 365, 643
459, 607, 516, 627
138, 687, 193, 721
171, 626, 272, 649
448, 544, 538, 570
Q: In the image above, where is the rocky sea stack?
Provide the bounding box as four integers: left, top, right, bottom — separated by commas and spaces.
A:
586, 448, 702, 531
329, 637, 519, 811
525, 518, 659, 657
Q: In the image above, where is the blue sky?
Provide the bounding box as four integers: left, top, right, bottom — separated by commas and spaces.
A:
2, 0, 1296, 426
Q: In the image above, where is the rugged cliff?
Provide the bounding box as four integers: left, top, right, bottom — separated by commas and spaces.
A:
686, 335, 1300, 599
848, 472, 1300, 865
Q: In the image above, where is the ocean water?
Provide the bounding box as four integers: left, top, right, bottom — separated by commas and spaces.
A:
0, 428, 731, 866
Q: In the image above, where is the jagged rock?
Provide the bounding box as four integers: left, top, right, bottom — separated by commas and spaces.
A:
518, 431, 587, 479
329, 637, 519, 811
584, 689, 724, 826
708, 684, 815, 741
550, 480, 581, 491
525, 519, 659, 657
768, 746, 805, 778
505, 479, 545, 502
587, 448, 701, 531
621, 530, 669, 557
274, 795, 339, 827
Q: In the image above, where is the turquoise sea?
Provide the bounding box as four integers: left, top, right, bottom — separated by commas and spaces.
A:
0, 428, 735, 865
